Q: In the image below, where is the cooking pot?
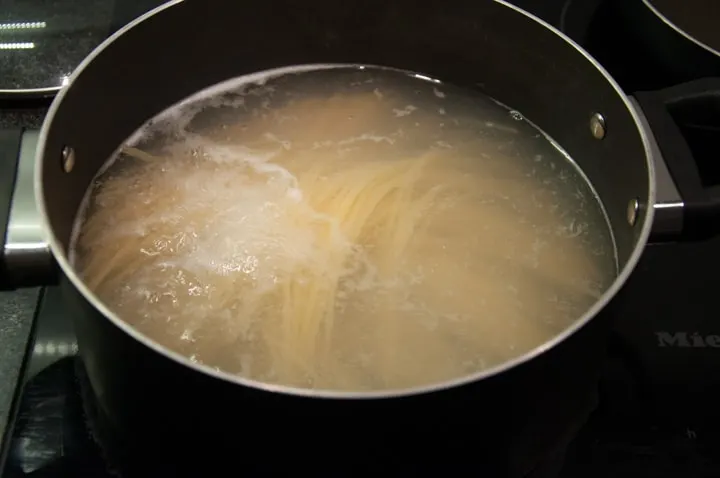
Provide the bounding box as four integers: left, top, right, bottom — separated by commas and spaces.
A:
2, 0, 720, 476
586, 0, 720, 91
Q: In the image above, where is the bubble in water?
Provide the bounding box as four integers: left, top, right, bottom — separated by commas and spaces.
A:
509, 110, 524, 121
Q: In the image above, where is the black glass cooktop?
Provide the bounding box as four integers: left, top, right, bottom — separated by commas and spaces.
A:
3, 0, 720, 477
0, 0, 166, 94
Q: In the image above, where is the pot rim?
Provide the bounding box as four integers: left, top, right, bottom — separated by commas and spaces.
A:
642, 0, 720, 59
34, 0, 658, 399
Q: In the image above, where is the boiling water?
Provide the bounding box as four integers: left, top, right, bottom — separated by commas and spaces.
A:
71, 65, 617, 392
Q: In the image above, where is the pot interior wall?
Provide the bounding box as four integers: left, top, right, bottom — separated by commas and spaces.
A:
41, 0, 650, 271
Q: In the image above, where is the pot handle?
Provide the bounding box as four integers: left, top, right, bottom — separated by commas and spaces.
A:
0, 129, 58, 290
633, 78, 720, 241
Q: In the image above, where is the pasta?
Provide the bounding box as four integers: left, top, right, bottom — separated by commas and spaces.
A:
72, 66, 616, 391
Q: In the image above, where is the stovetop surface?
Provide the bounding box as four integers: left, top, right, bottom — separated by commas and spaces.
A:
6, 315, 720, 478
0, 0, 166, 93
3, 0, 720, 477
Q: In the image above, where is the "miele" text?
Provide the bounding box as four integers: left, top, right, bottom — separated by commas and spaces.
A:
656, 332, 720, 348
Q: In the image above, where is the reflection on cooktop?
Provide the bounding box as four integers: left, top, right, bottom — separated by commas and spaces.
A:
0, 0, 167, 93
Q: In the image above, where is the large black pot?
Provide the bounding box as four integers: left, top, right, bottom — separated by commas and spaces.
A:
3, 0, 720, 476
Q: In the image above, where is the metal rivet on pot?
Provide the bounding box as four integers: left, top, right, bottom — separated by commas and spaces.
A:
61, 146, 75, 173
627, 198, 639, 227
590, 113, 606, 140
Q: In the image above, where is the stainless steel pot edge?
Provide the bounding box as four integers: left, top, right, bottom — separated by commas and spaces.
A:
642, 0, 720, 58
34, 0, 657, 399
0, 86, 63, 98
